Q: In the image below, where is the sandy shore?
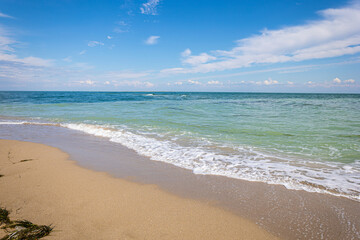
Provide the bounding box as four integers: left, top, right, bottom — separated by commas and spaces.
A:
0, 139, 277, 240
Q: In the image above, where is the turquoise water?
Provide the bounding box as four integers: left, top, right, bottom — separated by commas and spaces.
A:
0, 91, 359, 200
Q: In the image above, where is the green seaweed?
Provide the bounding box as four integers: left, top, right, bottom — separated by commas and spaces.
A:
0, 211, 53, 240
0, 208, 11, 225
1, 220, 53, 240
19, 159, 33, 163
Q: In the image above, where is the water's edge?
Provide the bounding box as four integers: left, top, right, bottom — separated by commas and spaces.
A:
1, 119, 359, 202
0, 123, 359, 240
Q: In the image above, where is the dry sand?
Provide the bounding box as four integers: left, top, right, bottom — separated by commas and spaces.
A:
0, 139, 278, 240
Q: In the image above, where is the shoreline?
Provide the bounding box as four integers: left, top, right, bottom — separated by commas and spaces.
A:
0, 139, 276, 239
0, 118, 358, 202
1, 124, 360, 239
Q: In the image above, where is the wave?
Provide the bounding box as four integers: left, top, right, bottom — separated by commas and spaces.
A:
1, 120, 359, 201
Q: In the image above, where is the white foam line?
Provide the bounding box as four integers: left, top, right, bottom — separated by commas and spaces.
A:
2, 120, 358, 201
0, 121, 26, 125
62, 122, 360, 202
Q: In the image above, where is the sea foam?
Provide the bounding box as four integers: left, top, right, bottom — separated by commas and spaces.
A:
1, 120, 359, 201
62, 122, 360, 202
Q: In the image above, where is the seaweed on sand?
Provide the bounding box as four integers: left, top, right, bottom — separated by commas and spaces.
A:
0, 208, 10, 225
19, 159, 33, 163
0, 217, 53, 240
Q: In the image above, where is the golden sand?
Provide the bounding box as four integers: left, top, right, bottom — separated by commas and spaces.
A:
0, 139, 277, 239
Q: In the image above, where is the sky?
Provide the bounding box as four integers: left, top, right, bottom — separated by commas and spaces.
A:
0, 0, 360, 92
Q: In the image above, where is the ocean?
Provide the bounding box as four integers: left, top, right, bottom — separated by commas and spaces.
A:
0, 91, 359, 201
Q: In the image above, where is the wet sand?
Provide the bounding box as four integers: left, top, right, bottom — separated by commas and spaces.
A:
0, 139, 277, 240
0, 123, 359, 239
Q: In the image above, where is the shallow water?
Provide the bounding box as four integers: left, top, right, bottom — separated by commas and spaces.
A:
1, 123, 359, 240
0, 91, 359, 201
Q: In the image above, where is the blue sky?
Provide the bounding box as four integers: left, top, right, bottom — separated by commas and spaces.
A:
0, 0, 360, 92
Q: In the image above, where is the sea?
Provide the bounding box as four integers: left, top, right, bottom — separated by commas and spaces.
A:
0, 91, 359, 201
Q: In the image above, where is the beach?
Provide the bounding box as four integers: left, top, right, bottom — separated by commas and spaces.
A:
0, 139, 278, 239
1, 0, 360, 238
1, 123, 359, 240
0, 92, 360, 239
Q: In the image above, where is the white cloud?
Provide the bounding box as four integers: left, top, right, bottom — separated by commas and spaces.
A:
333, 77, 342, 83
160, 67, 184, 74
140, 0, 160, 15
207, 80, 222, 85
145, 35, 160, 45
113, 21, 129, 34
114, 80, 154, 88
164, 3, 360, 74
182, 53, 216, 65
0, 26, 15, 52
107, 36, 112, 40
103, 71, 150, 81
79, 50, 86, 55
113, 27, 128, 33
333, 77, 356, 84
181, 48, 192, 57
63, 56, 72, 62
72, 62, 94, 70
287, 81, 294, 85
344, 79, 355, 83
79, 80, 95, 85
104, 81, 111, 85
174, 81, 183, 85
116, 21, 127, 26
188, 79, 201, 85
0, 12, 14, 19
0, 24, 100, 89
144, 82, 154, 87
256, 78, 279, 85
88, 41, 104, 47
0, 52, 53, 67
21, 56, 53, 67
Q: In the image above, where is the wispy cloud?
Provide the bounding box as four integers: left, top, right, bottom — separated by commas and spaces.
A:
113, 80, 154, 88
181, 48, 191, 57
207, 80, 222, 85
182, 53, 216, 65
181, 48, 217, 65
103, 71, 150, 80
87, 41, 104, 47
0, 12, 14, 19
113, 28, 128, 33
0, 26, 53, 67
113, 20, 129, 33
79, 50, 86, 55
79, 80, 95, 85
165, 58, 360, 85
140, 0, 160, 15
63, 56, 72, 62
145, 35, 160, 45
333, 77, 342, 83
187, 79, 201, 85
116, 21, 127, 26
333, 77, 356, 84
167, 3, 360, 74
256, 78, 279, 85
344, 79, 355, 83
